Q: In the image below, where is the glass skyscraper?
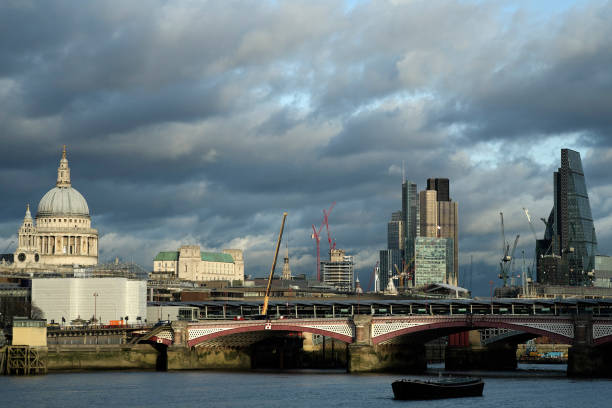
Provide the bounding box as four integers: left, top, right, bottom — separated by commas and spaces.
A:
414, 237, 453, 287
537, 149, 597, 286
402, 181, 418, 268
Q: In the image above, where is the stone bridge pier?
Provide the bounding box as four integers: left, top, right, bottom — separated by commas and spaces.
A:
165, 321, 251, 371
445, 334, 518, 371
568, 316, 612, 378
347, 315, 426, 373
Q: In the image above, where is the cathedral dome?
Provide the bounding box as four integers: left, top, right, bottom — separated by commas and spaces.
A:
37, 186, 90, 217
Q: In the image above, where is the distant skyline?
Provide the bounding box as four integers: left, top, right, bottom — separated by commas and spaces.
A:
1, 1, 612, 295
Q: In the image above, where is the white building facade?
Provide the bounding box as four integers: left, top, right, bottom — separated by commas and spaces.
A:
32, 277, 146, 325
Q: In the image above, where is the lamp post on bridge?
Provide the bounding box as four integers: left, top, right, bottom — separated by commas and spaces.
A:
93, 292, 99, 326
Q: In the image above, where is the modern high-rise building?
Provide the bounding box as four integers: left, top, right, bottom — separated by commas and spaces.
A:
537, 149, 597, 286
379, 248, 402, 291
414, 237, 453, 287
423, 179, 459, 285
387, 211, 404, 251
419, 190, 438, 238
402, 181, 418, 266
427, 178, 450, 202
321, 248, 354, 292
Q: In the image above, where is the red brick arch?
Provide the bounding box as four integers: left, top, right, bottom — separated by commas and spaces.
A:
188, 322, 353, 347
372, 318, 574, 345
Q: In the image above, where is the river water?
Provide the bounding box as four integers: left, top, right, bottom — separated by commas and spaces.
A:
1, 364, 611, 408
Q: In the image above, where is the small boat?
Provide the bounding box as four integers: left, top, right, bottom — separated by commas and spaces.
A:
392, 377, 484, 400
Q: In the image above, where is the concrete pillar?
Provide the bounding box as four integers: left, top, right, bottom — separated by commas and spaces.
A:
170, 321, 189, 348
347, 315, 426, 373
353, 315, 372, 345
445, 343, 517, 371
567, 315, 612, 377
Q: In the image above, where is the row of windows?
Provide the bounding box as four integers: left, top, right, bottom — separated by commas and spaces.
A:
40, 218, 86, 224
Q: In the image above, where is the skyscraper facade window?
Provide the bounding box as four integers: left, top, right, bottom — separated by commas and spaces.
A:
414, 237, 453, 287
379, 248, 402, 291
536, 149, 598, 286
387, 211, 404, 251
419, 189, 438, 238
554, 149, 597, 285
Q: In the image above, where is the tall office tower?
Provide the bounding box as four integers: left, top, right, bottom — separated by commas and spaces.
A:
427, 178, 450, 202
321, 249, 354, 292
402, 181, 418, 267
537, 149, 597, 286
379, 248, 402, 292
438, 201, 459, 285
419, 190, 438, 238
422, 180, 459, 285
387, 211, 404, 250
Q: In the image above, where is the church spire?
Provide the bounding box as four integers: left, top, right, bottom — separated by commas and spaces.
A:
56, 145, 71, 187
24, 204, 32, 220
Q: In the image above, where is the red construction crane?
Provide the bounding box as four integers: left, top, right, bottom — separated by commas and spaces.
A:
312, 202, 336, 281
323, 202, 336, 254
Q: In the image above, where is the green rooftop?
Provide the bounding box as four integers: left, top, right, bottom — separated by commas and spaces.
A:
201, 252, 234, 263
154, 251, 234, 263
154, 251, 179, 261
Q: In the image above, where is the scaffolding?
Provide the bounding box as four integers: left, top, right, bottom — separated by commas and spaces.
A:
1, 345, 46, 375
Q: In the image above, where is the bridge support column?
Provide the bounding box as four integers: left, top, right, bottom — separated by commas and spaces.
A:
445, 343, 517, 371
568, 315, 612, 377
347, 315, 426, 373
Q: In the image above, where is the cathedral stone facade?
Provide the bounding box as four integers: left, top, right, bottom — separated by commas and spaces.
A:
12, 146, 99, 268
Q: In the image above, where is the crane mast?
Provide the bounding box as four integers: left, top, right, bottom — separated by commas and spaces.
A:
262, 212, 287, 316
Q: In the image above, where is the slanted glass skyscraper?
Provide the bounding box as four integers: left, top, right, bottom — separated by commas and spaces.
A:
537, 149, 597, 286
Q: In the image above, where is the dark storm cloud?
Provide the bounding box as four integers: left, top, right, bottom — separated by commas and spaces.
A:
1, 0, 611, 295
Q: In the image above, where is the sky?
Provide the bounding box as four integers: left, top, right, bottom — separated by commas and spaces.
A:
1, 0, 612, 296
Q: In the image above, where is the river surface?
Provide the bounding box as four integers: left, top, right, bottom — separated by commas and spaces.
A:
1, 364, 611, 408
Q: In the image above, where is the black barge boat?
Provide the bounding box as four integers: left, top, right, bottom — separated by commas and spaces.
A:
392, 377, 484, 400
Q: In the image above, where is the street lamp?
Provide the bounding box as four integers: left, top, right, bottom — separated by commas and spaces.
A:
93, 292, 99, 326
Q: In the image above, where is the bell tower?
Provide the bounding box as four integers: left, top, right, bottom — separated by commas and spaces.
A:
14, 204, 40, 265
56, 145, 71, 187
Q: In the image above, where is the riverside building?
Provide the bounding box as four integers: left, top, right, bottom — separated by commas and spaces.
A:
152, 245, 244, 283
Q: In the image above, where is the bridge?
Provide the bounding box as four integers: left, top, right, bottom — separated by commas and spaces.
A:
139, 298, 612, 376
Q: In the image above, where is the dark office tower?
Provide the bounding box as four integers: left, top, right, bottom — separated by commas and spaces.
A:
387, 211, 404, 251
402, 181, 418, 268
427, 178, 450, 202
538, 149, 597, 286
554, 149, 598, 285
379, 249, 402, 291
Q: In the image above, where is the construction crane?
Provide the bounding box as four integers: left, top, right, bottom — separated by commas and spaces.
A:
522, 207, 539, 281
323, 202, 336, 254
393, 264, 410, 289
507, 234, 520, 284
498, 212, 519, 287
311, 202, 335, 281
262, 212, 287, 316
